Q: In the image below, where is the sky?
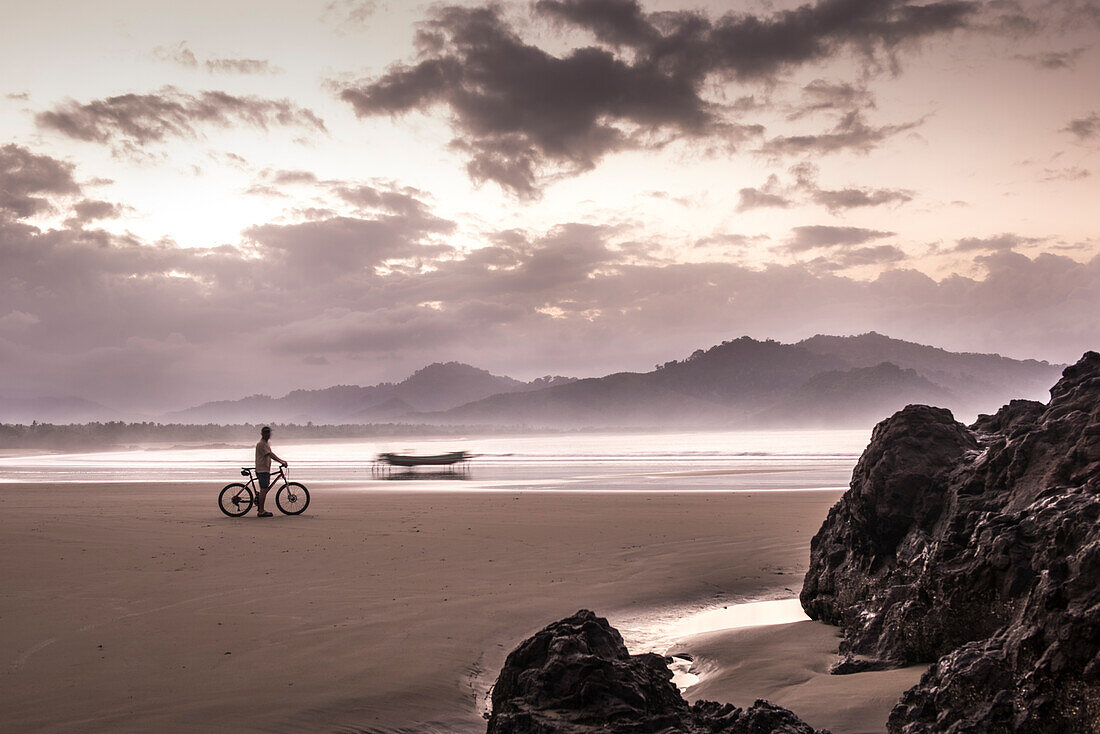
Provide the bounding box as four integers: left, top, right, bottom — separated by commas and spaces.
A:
1, 0, 1099, 412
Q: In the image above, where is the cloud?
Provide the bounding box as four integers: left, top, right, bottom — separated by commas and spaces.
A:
811, 186, 913, 210
243, 168, 321, 196
540, 0, 977, 79
339, 0, 974, 196
2, 191, 1096, 408
955, 233, 1042, 251
0, 144, 80, 218
322, 0, 377, 29
737, 186, 791, 212
1062, 112, 1100, 141
153, 42, 198, 68
735, 173, 790, 212
1040, 166, 1090, 182
788, 79, 876, 119
1013, 47, 1087, 69
2, 143, 1093, 410
36, 87, 325, 152
204, 58, 280, 75
738, 162, 912, 213
807, 244, 908, 270
787, 225, 895, 251
761, 110, 923, 156
65, 199, 127, 227
154, 42, 282, 74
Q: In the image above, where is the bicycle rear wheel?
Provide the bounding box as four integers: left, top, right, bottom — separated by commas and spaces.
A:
219, 483, 254, 517
276, 482, 310, 515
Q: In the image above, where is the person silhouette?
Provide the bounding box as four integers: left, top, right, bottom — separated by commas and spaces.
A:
254, 426, 287, 517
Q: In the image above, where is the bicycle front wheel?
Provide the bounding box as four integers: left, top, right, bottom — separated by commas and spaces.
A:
219, 483, 254, 517
276, 482, 310, 515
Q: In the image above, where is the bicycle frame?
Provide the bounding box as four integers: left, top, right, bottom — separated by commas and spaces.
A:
239, 466, 290, 493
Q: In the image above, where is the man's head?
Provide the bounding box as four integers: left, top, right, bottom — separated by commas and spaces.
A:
261, 426, 271, 440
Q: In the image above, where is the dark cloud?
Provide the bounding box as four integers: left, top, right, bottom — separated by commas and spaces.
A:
541, 0, 977, 79
985, 0, 1041, 35
955, 233, 1042, 251
2, 188, 1095, 408
1013, 47, 1086, 69
787, 225, 895, 251
244, 169, 320, 195
332, 183, 437, 219
739, 162, 912, 213
761, 110, 922, 156
339, 0, 973, 195
65, 199, 126, 227
811, 186, 913, 210
807, 244, 907, 270
2, 141, 1092, 410
737, 187, 791, 212
36, 87, 325, 152
244, 212, 454, 282
269, 170, 318, 185
1063, 112, 1100, 141
0, 144, 80, 219
736, 174, 790, 211
788, 79, 876, 119
535, 0, 659, 47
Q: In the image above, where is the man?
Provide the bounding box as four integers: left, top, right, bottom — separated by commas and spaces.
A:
254, 426, 287, 518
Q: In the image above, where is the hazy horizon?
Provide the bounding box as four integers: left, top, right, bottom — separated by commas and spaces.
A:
3, 0, 1099, 412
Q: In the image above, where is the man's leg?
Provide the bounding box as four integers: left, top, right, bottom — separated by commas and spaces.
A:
256, 472, 270, 514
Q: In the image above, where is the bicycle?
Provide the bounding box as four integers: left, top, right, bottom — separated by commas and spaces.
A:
218, 466, 310, 517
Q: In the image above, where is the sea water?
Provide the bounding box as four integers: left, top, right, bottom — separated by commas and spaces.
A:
0, 429, 869, 489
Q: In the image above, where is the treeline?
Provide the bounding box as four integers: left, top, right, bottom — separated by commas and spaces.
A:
0, 421, 521, 452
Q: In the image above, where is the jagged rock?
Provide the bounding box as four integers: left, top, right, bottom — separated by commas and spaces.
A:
486, 609, 826, 733
801, 352, 1100, 732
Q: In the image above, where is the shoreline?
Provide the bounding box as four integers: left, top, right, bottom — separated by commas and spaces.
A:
1, 482, 916, 732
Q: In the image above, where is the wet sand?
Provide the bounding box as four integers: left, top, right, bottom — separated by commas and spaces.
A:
2, 483, 915, 732
678, 621, 926, 733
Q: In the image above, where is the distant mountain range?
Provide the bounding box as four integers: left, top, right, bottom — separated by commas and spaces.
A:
163, 362, 575, 424
160, 333, 1063, 429
1, 334, 1065, 428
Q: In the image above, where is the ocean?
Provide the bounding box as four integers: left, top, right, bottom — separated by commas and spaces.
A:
0, 428, 869, 489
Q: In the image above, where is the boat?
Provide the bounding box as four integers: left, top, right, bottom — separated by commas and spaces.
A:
376, 451, 469, 467
371, 450, 472, 478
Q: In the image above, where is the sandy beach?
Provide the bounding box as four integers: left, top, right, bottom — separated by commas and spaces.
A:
2, 483, 918, 732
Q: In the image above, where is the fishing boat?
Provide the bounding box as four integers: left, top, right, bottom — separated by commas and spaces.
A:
371, 450, 471, 477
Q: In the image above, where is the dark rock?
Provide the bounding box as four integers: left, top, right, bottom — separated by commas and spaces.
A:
801, 351, 1100, 732
970, 398, 1045, 436
486, 609, 827, 733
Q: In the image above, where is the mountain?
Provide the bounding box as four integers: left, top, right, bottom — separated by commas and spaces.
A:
0, 396, 118, 424
423, 335, 1063, 429
165, 362, 574, 424
754, 362, 956, 428
164, 333, 1065, 429
797, 332, 1058, 410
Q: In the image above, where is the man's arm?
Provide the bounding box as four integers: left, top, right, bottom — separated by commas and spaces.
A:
269, 450, 287, 466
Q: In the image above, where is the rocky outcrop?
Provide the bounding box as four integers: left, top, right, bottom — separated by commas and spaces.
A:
486, 609, 825, 734
801, 352, 1100, 732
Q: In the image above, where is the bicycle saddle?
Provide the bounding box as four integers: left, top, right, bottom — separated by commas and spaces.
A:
241, 468, 252, 476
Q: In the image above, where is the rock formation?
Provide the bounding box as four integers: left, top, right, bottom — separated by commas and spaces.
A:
486, 609, 824, 734
801, 352, 1100, 732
